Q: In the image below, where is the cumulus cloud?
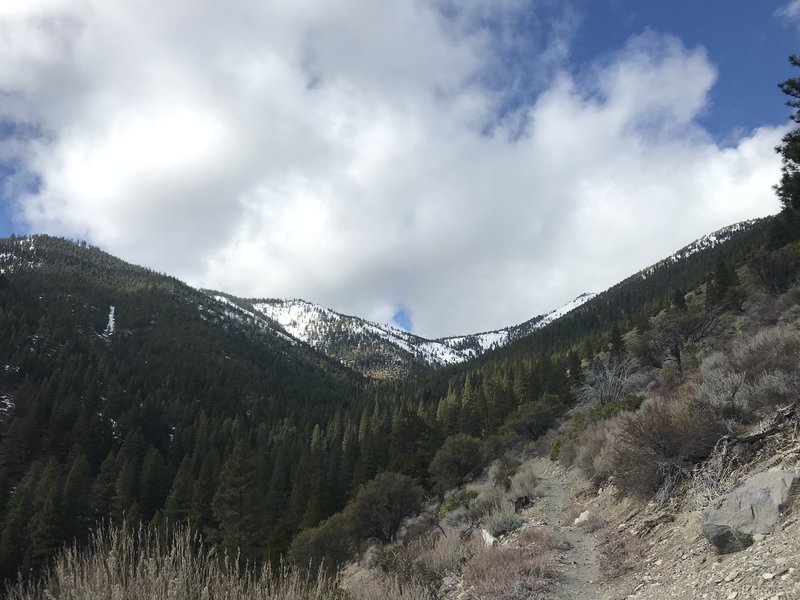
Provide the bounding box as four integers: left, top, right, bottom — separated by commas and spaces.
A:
0, 0, 784, 337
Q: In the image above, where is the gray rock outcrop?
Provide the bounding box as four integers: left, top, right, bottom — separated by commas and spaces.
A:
701, 469, 797, 553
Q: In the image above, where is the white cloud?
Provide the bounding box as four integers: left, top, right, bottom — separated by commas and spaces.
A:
777, 0, 800, 20
0, 1, 784, 337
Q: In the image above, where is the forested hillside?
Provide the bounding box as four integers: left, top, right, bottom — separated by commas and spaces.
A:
0, 211, 797, 587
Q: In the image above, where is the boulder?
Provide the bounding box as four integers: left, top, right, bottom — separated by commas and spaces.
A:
574, 510, 591, 526
701, 469, 797, 553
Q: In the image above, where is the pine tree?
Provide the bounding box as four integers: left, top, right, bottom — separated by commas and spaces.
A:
212, 440, 263, 562
138, 446, 168, 521
62, 453, 92, 541
164, 454, 194, 524
29, 477, 64, 569
775, 55, 800, 212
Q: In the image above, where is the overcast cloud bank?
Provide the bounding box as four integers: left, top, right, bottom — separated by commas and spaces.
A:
0, 0, 783, 336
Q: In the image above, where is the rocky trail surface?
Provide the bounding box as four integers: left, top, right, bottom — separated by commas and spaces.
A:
535, 470, 604, 600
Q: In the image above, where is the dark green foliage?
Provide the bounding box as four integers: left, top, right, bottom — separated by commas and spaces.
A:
212, 440, 264, 562
436, 488, 478, 520
347, 472, 423, 544
288, 471, 422, 571
429, 434, 483, 493
588, 395, 643, 421
775, 55, 800, 212
749, 247, 800, 295
288, 511, 354, 574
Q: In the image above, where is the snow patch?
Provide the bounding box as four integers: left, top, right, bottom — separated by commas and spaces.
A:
0, 395, 14, 418
103, 305, 116, 337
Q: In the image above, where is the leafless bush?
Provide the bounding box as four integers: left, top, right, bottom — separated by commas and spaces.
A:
610, 393, 726, 498
462, 546, 555, 599
579, 356, 647, 406
6, 524, 336, 600
739, 371, 798, 415
691, 439, 746, 509
696, 362, 747, 423
730, 325, 800, 379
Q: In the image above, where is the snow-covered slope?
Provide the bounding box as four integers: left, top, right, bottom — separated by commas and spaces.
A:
639, 221, 756, 280
209, 293, 596, 378
202, 220, 756, 379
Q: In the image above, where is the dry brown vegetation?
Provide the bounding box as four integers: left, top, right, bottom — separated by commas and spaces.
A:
5, 525, 338, 600
462, 526, 561, 599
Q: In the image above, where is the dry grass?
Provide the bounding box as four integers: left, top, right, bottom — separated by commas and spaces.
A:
508, 461, 539, 499
344, 570, 433, 600
408, 525, 482, 581
462, 545, 555, 599
5, 525, 337, 600
516, 526, 564, 551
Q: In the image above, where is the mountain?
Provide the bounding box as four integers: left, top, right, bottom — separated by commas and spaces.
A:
0, 215, 785, 585
204, 292, 596, 379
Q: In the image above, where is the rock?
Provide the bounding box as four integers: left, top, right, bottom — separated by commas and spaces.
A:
480, 528, 498, 548
574, 510, 591, 526
701, 470, 797, 554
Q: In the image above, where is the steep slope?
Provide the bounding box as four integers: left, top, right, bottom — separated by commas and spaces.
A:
0, 235, 363, 579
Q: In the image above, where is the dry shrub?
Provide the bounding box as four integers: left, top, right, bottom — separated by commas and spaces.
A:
730, 324, 800, 379
516, 526, 564, 552
508, 461, 539, 499
557, 438, 578, 467
482, 501, 524, 537
610, 393, 726, 499
345, 570, 433, 600
463, 482, 505, 522
6, 524, 337, 600
696, 358, 748, 423
739, 370, 797, 415
691, 439, 747, 509
407, 525, 482, 582
598, 532, 645, 579
463, 546, 554, 599
574, 421, 619, 487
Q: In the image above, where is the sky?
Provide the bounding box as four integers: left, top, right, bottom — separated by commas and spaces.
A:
0, 0, 797, 338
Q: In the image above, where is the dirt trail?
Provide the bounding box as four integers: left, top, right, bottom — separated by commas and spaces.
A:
536, 471, 603, 599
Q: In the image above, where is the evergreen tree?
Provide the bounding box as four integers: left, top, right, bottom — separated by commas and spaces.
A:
62, 453, 92, 541
212, 440, 263, 562
609, 323, 625, 359
164, 454, 194, 524
775, 55, 800, 212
